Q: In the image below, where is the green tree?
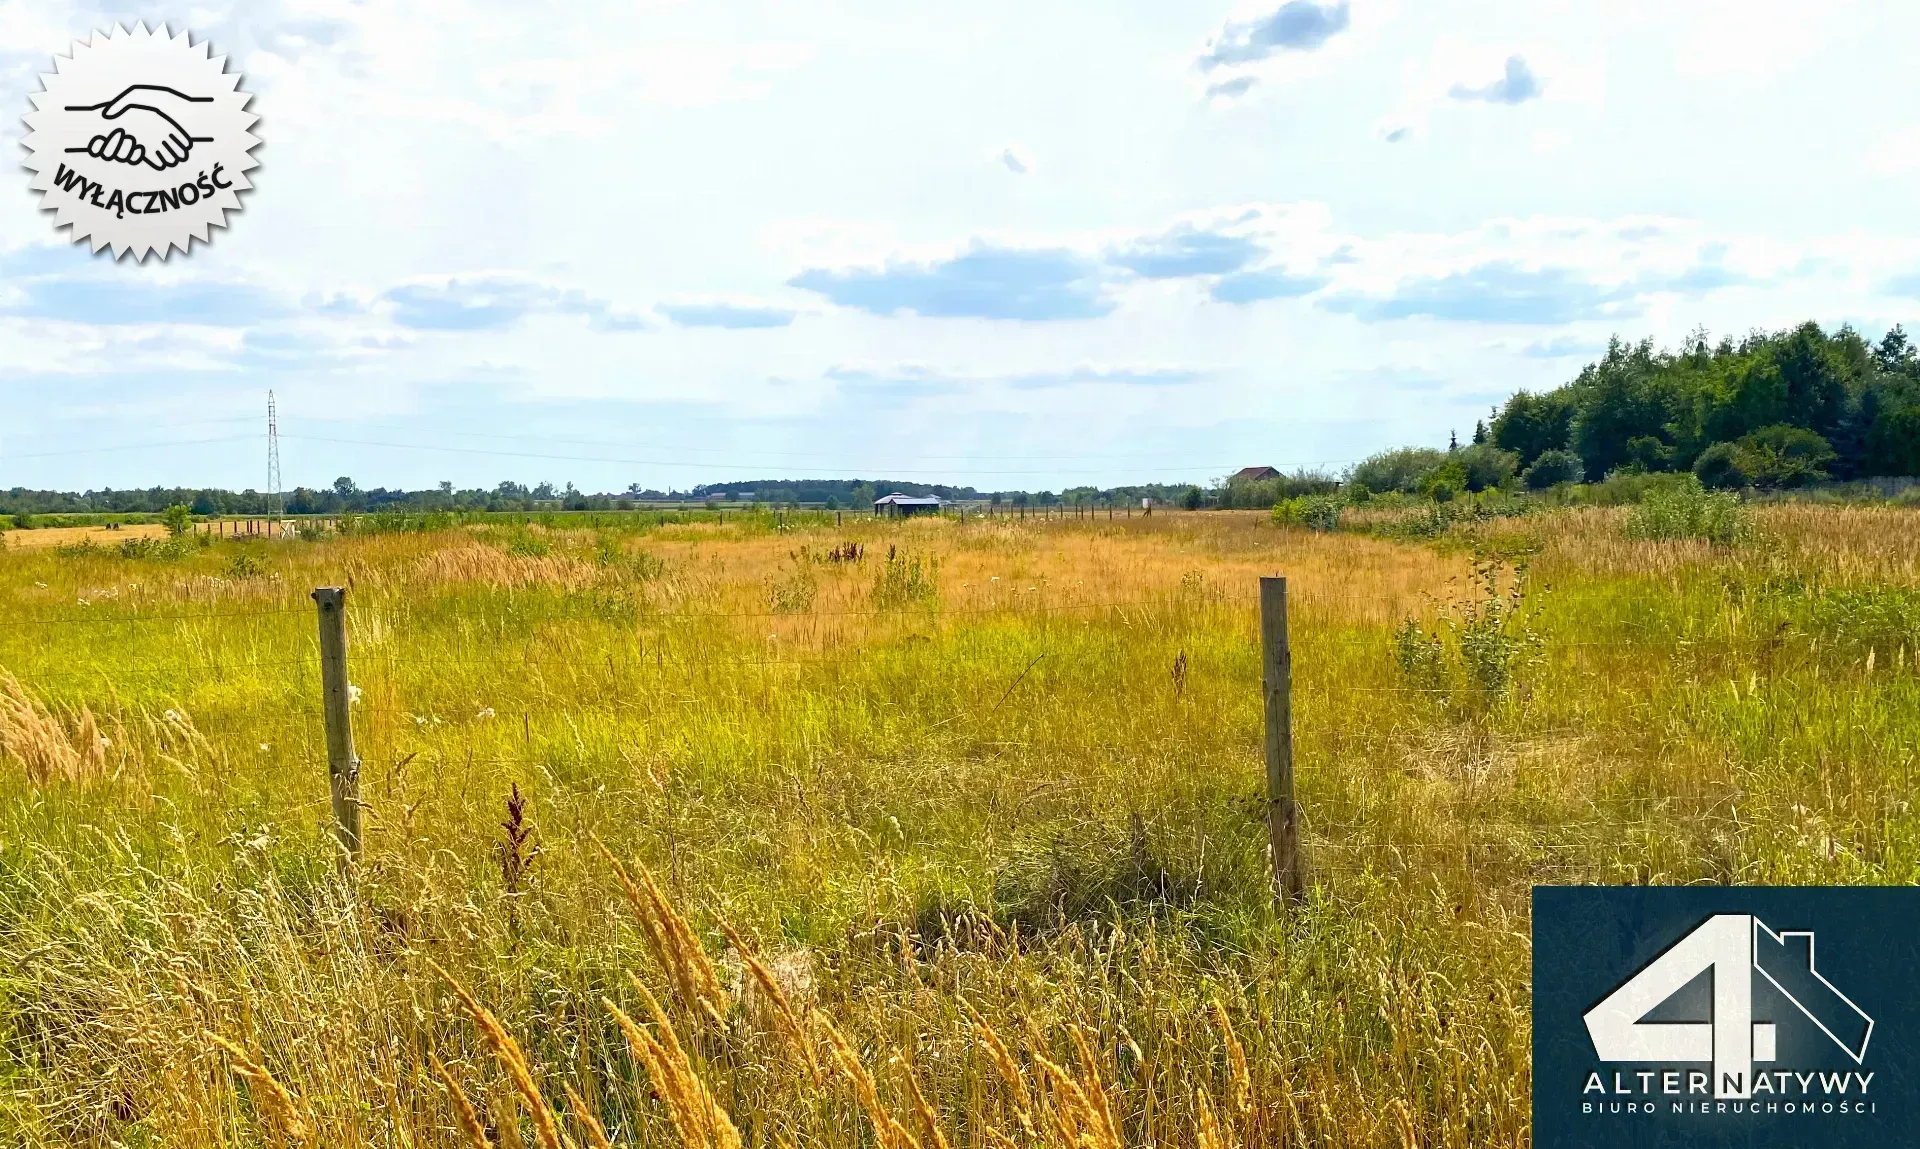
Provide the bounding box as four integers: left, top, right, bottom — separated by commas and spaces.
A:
1454, 443, 1519, 491
1734, 425, 1835, 488
1491, 390, 1576, 469
1570, 339, 1675, 479
1522, 449, 1583, 489
1863, 405, 1920, 477
1349, 447, 1447, 494
160, 503, 192, 537
1692, 443, 1750, 489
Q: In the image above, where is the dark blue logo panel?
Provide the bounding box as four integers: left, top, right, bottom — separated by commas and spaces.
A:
1534, 887, 1918, 1148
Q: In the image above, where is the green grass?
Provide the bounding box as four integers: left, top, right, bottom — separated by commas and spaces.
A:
0, 508, 1913, 1145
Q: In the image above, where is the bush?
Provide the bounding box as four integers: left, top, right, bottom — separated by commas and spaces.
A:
160, 504, 192, 538
1734, 425, 1835, 489
1624, 475, 1749, 544
1393, 560, 1541, 707
11, 513, 34, 530
1692, 442, 1749, 489
117, 537, 192, 561
1455, 443, 1520, 492
1270, 494, 1343, 532
1349, 447, 1448, 494
1522, 449, 1584, 489
872, 546, 939, 609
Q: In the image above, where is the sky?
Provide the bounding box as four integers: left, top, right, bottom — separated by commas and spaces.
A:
5, 0, 1920, 495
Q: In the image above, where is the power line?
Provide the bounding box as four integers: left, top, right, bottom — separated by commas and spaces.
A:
0, 435, 257, 459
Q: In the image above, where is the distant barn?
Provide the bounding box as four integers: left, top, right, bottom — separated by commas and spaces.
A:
874, 493, 943, 517
1230, 466, 1281, 482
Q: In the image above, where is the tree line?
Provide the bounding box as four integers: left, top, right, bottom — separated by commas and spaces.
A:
1485, 321, 1920, 490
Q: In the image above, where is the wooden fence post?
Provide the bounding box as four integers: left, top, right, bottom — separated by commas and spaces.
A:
1261, 576, 1304, 907
311, 586, 362, 864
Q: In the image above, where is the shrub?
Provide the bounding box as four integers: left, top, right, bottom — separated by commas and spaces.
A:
1807, 586, 1920, 664
11, 513, 34, 530
1522, 449, 1584, 489
1455, 443, 1520, 492
160, 504, 192, 538
117, 537, 191, 561
1624, 475, 1749, 544
1392, 560, 1541, 707
768, 567, 818, 614
1692, 443, 1748, 489
1349, 447, 1448, 494
505, 531, 550, 558
1734, 425, 1835, 489
871, 546, 939, 609
1270, 494, 1342, 532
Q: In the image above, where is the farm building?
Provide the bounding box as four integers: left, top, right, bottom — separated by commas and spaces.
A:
1230, 466, 1281, 482
874, 493, 943, 517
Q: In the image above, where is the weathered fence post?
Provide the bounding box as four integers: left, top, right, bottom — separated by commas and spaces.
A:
1261, 576, 1304, 906
311, 586, 362, 864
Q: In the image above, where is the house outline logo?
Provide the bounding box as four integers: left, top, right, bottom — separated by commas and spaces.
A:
21, 23, 259, 260
1583, 913, 1875, 1100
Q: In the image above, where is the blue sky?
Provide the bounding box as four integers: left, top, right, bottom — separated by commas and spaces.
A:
5, 0, 1920, 493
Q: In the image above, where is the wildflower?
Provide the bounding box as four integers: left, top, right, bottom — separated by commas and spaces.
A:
476, 706, 495, 720
348, 684, 363, 705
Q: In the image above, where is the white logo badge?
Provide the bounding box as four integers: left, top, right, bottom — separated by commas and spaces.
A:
1584, 914, 1875, 1100
22, 24, 259, 260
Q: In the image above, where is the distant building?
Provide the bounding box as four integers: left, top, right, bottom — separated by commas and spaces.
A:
874, 493, 943, 517
1230, 466, 1281, 483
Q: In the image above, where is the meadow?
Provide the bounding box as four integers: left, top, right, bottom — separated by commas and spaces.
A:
0, 503, 1916, 1147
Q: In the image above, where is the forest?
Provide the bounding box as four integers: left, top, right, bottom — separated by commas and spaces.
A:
1487, 321, 1920, 489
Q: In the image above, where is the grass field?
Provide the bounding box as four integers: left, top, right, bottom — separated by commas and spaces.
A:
1, 505, 1916, 1146
1, 523, 170, 552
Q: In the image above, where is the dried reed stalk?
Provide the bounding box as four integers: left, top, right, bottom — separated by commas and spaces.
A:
961, 1002, 1035, 1138
594, 837, 728, 1024
818, 1015, 920, 1149
720, 920, 821, 1085
429, 1054, 492, 1149
205, 1031, 314, 1146
563, 1084, 615, 1149
428, 959, 567, 1149
603, 977, 741, 1149
1210, 998, 1251, 1117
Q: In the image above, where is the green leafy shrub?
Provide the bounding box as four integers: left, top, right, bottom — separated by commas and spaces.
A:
1271, 494, 1343, 531
1624, 476, 1749, 544
1806, 586, 1920, 664
872, 546, 939, 609
160, 504, 192, 538
767, 566, 818, 614
1692, 442, 1750, 489
1349, 447, 1448, 494
1393, 560, 1542, 708
1522, 449, 1584, 490
117, 537, 191, 561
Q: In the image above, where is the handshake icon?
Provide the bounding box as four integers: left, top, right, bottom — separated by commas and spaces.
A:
63, 84, 214, 171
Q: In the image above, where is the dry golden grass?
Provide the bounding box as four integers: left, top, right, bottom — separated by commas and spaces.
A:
0, 523, 169, 551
